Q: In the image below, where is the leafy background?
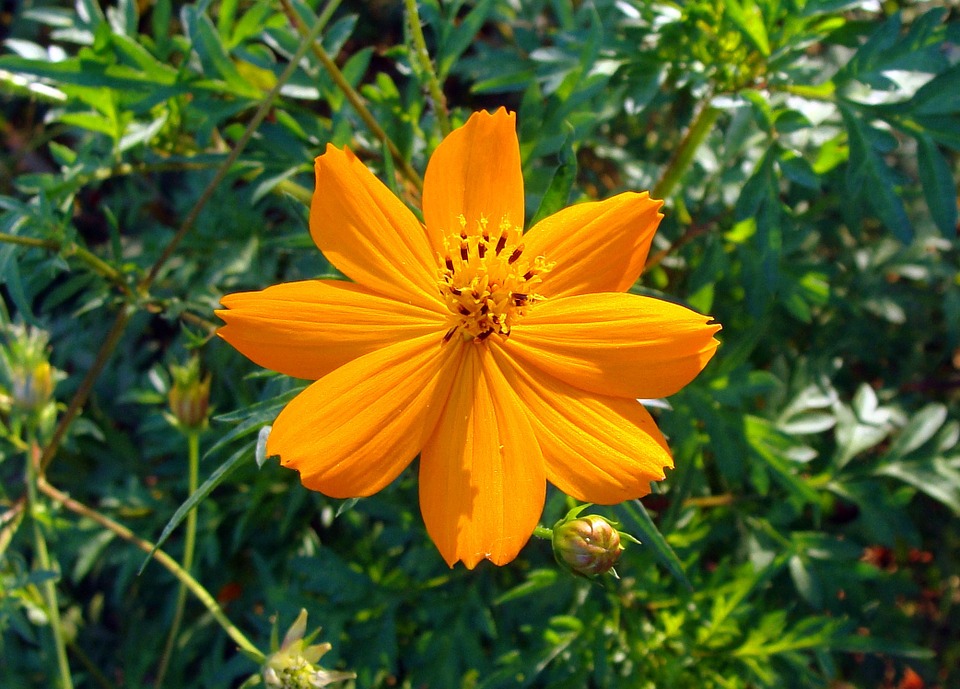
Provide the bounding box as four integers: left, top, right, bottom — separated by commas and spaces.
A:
1, 0, 958, 687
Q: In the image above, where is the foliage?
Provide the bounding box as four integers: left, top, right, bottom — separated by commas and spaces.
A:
1, 0, 958, 687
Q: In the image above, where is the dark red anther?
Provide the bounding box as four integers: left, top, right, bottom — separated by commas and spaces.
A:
495, 234, 507, 255
508, 245, 524, 264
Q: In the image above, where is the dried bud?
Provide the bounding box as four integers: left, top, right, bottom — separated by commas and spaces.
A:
261, 610, 355, 689
551, 504, 636, 578
167, 357, 211, 430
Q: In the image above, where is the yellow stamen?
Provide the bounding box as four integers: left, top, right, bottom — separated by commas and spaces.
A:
437, 215, 552, 342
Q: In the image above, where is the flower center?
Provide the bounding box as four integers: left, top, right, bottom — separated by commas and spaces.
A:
438, 215, 552, 343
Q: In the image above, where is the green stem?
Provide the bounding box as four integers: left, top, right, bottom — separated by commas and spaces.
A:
27, 442, 74, 689
279, 0, 424, 192
404, 0, 451, 136
154, 430, 201, 687
533, 526, 554, 540
651, 103, 720, 201
0, 232, 130, 297
36, 475, 264, 663
39, 306, 132, 475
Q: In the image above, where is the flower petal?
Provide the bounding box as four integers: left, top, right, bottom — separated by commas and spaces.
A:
311, 145, 439, 308
523, 192, 663, 298
506, 292, 720, 399
217, 280, 445, 380
267, 333, 463, 498
422, 108, 524, 254
420, 344, 545, 568
491, 345, 672, 504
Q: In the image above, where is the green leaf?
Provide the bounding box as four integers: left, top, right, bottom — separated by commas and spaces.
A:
909, 63, 960, 115
529, 124, 577, 227
614, 499, 692, 590
725, 0, 770, 56
886, 403, 948, 458
916, 135, 958, 236
840, 103, 913, 242
139, 442, 253, 574
876, 457, 960, 515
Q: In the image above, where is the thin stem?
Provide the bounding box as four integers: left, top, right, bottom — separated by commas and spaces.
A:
279, 0, 424, 192
533, 526, 554, 540
154, 430, 201, 687
0, 232, 131, 297
404, 0, 451, 136
36, 475, 264, 663
39, 306, 132, 475
27, 441, 74, 689
651, 103, 720, 202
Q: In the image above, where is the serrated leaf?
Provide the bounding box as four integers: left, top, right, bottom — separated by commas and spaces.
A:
840, 104, 913, 241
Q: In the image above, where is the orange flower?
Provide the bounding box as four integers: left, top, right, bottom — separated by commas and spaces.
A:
217, 109, 720, 568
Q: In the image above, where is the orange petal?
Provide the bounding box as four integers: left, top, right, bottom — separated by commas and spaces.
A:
420, 344, 545, 568
267, 333, 463, 498
506, 292, 720, 399
311, 145, 439, 309
523, 192, 663, 298
217, 280, 445, 380
422, 109, 524, 253
491, 345, 673, 504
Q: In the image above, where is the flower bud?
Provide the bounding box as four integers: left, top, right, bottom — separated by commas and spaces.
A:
12, 360, 54, 412
553, 514, 624, 577
261, 610, 355, 689
1, 324, 59, 417
167, 357, 211, 430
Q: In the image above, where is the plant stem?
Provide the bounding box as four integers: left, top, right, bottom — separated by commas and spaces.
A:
651, 103, 720, 202
533, 526, 554, 540
36, 475, 265, 663
279, 0, 425, 192
27, 441, 74, 689
38, 306, 132, 475
404, 0, 451, 136
154, 430, 201, 687
0, 232, 131, 297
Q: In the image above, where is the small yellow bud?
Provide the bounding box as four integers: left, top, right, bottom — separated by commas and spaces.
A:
167, 358, 211, 430
11, 360, 54, 412
1, 323, 59, 418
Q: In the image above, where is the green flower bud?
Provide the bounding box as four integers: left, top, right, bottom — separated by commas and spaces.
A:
1, 323, 60, 418
167, 357, 211, 430
550, 504, 638, 578
261, 610, 355, 689
12, 360, 54, 412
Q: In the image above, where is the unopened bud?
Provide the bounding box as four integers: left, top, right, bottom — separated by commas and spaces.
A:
1, 324, 59, 416
550, 504, 638, 578
167, 357, 211, 430
12, 360, 54, 412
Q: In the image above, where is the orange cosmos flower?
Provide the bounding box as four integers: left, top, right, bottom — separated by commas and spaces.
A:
216, 108, 720, 568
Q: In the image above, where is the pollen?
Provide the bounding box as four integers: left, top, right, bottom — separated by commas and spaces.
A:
437, 215, 552, 342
